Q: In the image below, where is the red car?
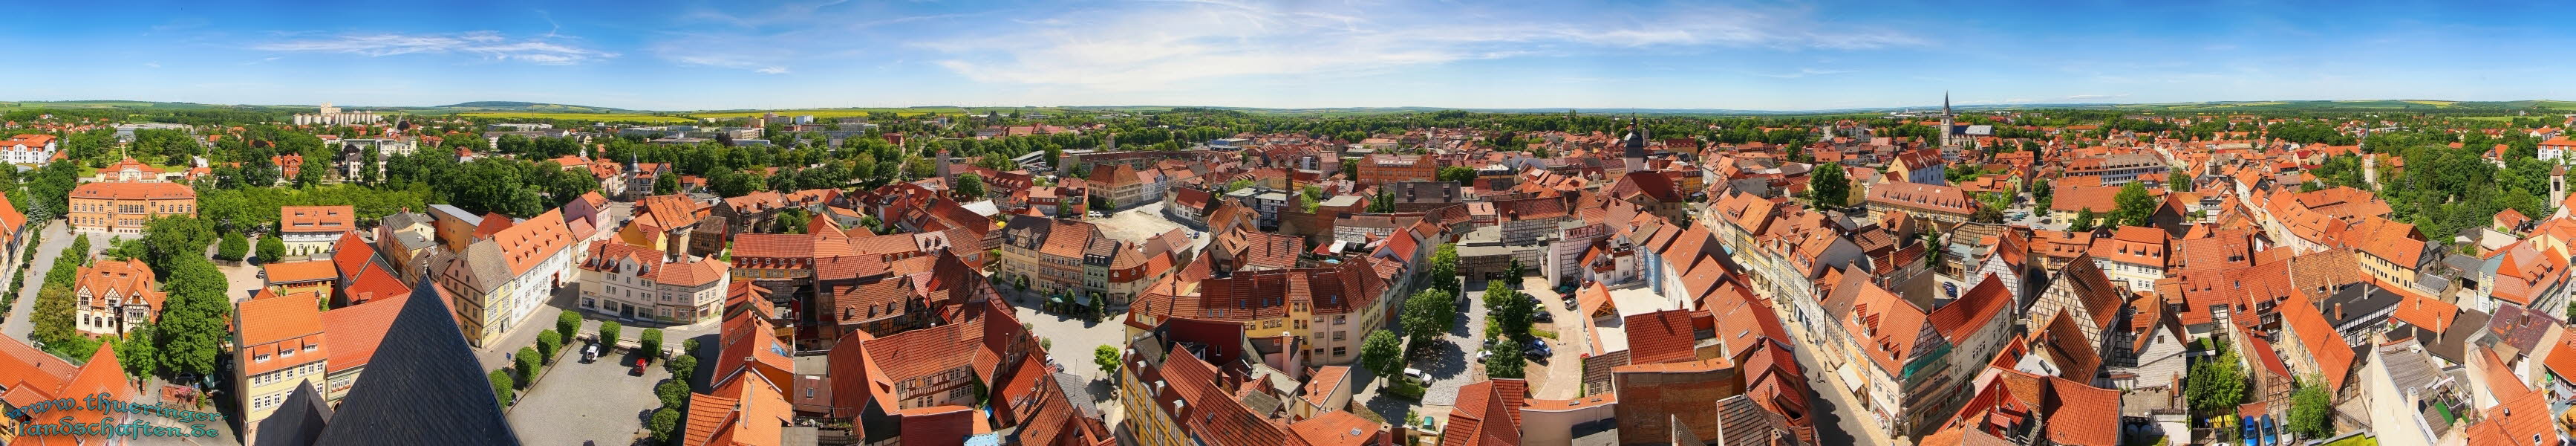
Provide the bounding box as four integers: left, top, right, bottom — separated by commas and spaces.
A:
632, 358, 648, 376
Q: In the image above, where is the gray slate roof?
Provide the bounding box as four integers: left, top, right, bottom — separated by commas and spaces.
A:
313, 277, 521, 445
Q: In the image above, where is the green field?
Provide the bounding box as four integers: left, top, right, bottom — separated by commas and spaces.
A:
456, 112, 698, 123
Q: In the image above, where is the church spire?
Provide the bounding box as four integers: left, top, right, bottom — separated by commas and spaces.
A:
1943, 91, 1951, 117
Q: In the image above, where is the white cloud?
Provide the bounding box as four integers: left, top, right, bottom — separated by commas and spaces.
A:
756, 66, 789, 74
1751, 68, 1859, 79
916, 1, 1922, 91
143, 62, 160, 68
252, 31, 616, 65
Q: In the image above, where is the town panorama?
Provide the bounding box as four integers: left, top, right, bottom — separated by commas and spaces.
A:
1, 1, 2572, 445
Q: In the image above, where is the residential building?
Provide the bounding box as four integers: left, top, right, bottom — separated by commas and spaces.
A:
1357, 154, 1434, 184
2089, 227, 2170, 293
1127, 255, 1393, 366
0, 134, 57, 165
66, 181, 196, 235
72, 257, 164, 336
576, 242, 731, 325
431, 209, 585, 348
1863, 181, 1976, 226
279, 205, 358, 259
235, 291, 330, 444
994, 216, 1175, 307
291, 102, 382, 126
264, 260, 338, 298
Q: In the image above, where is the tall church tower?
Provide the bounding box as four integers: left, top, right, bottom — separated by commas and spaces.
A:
1621, 117, 1649, 174
1938, 91, 1955, 148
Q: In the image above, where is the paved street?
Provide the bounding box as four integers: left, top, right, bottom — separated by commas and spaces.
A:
4, 221, 77, 341
1787, 320, 1902, 446
1518, 277, 1591, 399
506, 343, 671, 446
1002, 285, 1126, 407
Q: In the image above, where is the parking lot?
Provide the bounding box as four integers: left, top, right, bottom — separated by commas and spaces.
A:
506, 343, 673, 445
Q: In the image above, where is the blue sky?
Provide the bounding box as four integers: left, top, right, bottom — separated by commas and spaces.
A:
4, 0, 2571, 111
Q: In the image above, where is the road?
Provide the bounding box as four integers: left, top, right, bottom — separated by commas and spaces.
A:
1787, 320, 1902, 446
3, 221, 76, 342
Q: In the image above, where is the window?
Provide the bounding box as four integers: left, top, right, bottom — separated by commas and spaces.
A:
1331, 346, 1346, 357
1333, 332, 1345, 341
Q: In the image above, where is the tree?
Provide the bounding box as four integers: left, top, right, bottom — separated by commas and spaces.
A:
153, 259, 231, 378
1360, 331, 1405, 377
956, 172, 987, 198
656, 378, 691, 408
1428, 244, 1460, 294
1093, 345, 1121, 379
2107, 181, 2157, 228
1401, 289, 1455, 354
215, 232, 250, 262
653, 172, 679, 195
140, 216, 216, 271
1969, 204, 2005, 224
1484, 337, 1525, 378
1807, 163, 1850, 210
116, 324, 160, 378
537, 329, 564, 362
599, 320, 623, 351
2068, 208, 2099, 232
2169, 171, 2194, 192
2186, 346, 2249, 415
648, 407, 681, 443
29, 285, 76, 354
1484, 286, 1536, 340
490, 369, 517, 405
640, 329, 665, 360
2286, 379, 2333, 439
256, 235, 286, 262
1436, 166, 1478, 184
666, 355, 698, 381
557, 312, 584, 342
515, 346, 543, 387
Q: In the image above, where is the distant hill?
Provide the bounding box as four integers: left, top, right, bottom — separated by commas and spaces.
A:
427, 101, 631, 114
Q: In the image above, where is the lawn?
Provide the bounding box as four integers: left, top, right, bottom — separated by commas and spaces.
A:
457, 112, 699, 123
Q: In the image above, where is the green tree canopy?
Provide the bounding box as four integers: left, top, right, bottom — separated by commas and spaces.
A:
1807, 164, 1850, 210
1360, 331, 1405, 377
1484, 337, 1525, 378
1401, 289, 1455, 355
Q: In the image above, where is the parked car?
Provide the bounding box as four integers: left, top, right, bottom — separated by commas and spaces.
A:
1522, 343, 1551, 363
1401, 368, 1429, 384
632, 358, 648, 376
581, 343, 599, 363
1533, 311, 1553, 323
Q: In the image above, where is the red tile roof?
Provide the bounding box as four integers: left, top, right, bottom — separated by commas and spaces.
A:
1929, 274, 2013, 343
2279, 295, 2355, 390
1623, 309, 1703, 365
320, 287, 407, 374
281, 205, 358, 233
264, 259, 339, 284
68, 181, 195, 200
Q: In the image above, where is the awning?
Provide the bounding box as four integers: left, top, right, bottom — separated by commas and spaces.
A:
1837, 363, 1865, 392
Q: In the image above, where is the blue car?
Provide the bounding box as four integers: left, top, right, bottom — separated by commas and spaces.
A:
2241, 416, 2257, 446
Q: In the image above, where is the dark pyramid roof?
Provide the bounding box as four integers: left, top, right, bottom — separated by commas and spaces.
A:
1621, 117, 1649, 159
251, 380, 334, 446
315, 277, 521, 445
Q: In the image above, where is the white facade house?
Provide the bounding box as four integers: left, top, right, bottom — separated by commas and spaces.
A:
576, 242, 731, 325
0, 134, 57, 165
